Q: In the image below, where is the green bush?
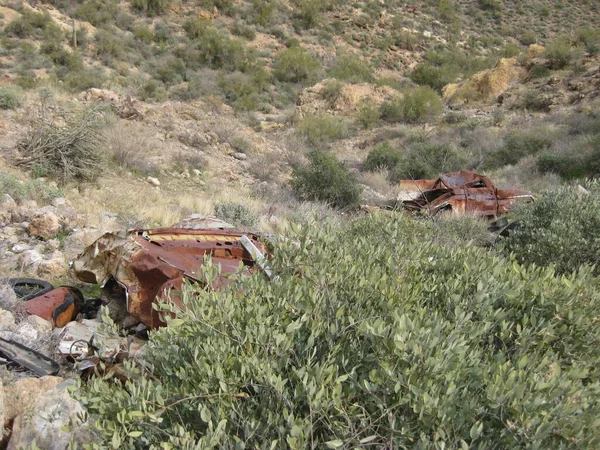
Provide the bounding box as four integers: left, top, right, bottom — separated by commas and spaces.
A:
500, 42, 521, 58
16, 107, 106, 182
76, 212, 600, 448
327, 52, 373, 83
213, 201, 258, 227
130, 0, 170, 16
0, 85, 23, 109
410, 63, 452, 92
527, 63, 550, 79
192, 27, 255, 72
356, 98, 380, 129
393, 142, 467, 180
4, 10, 53, 38
485, 127, 556, 168
296, 113, 348, 146
61, 68, 106, 93
380, 87, 442, 124
73, 0, 119, 26
0, 171, 62, 204
501, 182, 600, 274
520, 90, 552, 112
363, 141, 401, 172
577, 26, 600, 55
320, 79, 343, 107
291, 149, 360, 207
537, 134, 600, 179
520, 31, 537, 45
273, 47, 321, 84
218, 71, 262, 111
545, 36, 576, 69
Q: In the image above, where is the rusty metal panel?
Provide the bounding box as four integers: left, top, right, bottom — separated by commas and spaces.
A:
397, 170, 534, 217
20, 287, 83, 328
72, 227, 268, 329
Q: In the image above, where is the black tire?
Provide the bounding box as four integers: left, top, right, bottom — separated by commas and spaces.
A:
8, 278, 54, 301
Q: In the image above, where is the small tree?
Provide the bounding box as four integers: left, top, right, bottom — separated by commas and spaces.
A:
130, 0, 170, 16
273, 47, 321, 84
291, 150, 360, 208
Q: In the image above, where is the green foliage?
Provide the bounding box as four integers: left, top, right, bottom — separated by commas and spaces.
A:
576, 26, 600, 55
486, 127, 556, 169
0, 85, 23, 109
191, 26, 256, 72
363, 141, 401, 172
500, 42, 521, 58
273, 47, 321, 84
520, 90, 552, 112
356, 98, 380, 129
393, 142, 467, 180
296, 113, 348, 146
130, 0, 170, 16
61, 68, 106, 93
4, 10, 53, 38
73, 0, 120, 26
294, 0, 322, 29
213, 201, 258, 227
537, 134, 600, 180
545, 36, 576, 69
520, 31, 537, 46
527, 63, 550, 79
291, 150, 360, 207
0, 171, 62, 204
327, 52, 373, 83
76, 212, 600, 448
320, 80, 343, 107
501, 182, 600, 274
410, 63, 451, 92
380, 87, 442, 124
17, 107, 106, 182
478, 0, 502, 11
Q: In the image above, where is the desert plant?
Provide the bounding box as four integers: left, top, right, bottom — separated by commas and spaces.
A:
380, 87, 442, 124
410, 63, 450, 92
296, 113, 348, 146
273, 47, 321, 84
291, 149, 360, 207
214, 201, 258, 227
485, 126, 556, 168
545, 36, 576, 69
130, 0, 170, 16
501, 182, 600, 274
393, 142, 467, 180
363, 141, 401, 172
76, 212, 600, 449
320, 79, 343, 107
327, 52, 373, 83
356, 98, 380, 129
0, 85, 23, 109
16, 107, 106, 182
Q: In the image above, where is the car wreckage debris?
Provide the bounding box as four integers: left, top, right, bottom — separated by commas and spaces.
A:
72, 219, 270, 329
20, 287, 85, 328
0, 337, 60, 376
397, 170, 534, 217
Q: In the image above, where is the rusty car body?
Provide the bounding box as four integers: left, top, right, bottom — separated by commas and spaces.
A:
398, 170, 534, 217
71, 217, 268, 329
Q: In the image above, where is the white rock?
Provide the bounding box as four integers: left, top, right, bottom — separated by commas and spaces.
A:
232, 152, 247, 161
192, 169, 202, 176
50, 197, 67, 208
11, 322, 39, 347
11, 243, 30, 254
18, 249, 44, 269
0, 308, 16, 331
1, 194, 17, 208
26, 315, 52, 334
147, 176, 161, 187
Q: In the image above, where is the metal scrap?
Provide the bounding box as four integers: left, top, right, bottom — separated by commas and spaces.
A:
72, 221, 269, 329
398, 170, 534, 217
20, 287, 84, 328
0, 337, 60, 376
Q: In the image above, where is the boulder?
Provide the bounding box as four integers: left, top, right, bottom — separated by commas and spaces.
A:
147, 176, 161, 187
0, 308, 16, 331
1, 194, 17, 208
37, 256, 67, 279
232, 152, 248, 161
18, 249, 44, 271
7, 378, 87, 450
29, 212, 62, 240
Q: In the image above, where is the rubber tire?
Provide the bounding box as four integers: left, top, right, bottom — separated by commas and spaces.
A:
8, 278, 54, 301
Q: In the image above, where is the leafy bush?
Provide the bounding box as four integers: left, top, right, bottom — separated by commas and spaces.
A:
520, 31, 537, 45
545, 36, 576, 69
393, 142, 467, 180
0, 85, 23, 109
4, 10, 53, 38
327, 52, 373, 83
0, 171, 62, 204
130, 0, 170, 16
501, 182, 600, 274
214, 201, 258, 227
192, 27, 255, 72
61, 68, 106, 93
356, 98, 380, 129
527, 63, 550, 79
363, 141, 401, 172
520, 90, 552, 112
273, 47, 321, 84
485, 127, 556, 168
73, 0, 120, 26
16, 107, 106, 182
537, 134, 600, 179
380, 87, 442, 124
410, 62, 452, 92
577, 26, 600, 55
296, 113, 348, 146
77, 212, 600, 449
291, 149, 360, 207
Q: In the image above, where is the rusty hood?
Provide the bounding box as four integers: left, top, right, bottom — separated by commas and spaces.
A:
71, 224, 267, 328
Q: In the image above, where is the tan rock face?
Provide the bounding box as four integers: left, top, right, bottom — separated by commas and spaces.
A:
28, 212, 61, 240
442, 58, 527, 104
3, 376, 64, 422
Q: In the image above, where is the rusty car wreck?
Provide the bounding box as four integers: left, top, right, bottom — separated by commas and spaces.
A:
397, 170, 535, 217
71, 217, 271, 329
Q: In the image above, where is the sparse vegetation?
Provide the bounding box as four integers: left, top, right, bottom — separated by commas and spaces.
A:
0, 85, 23, 109
296, 113, 348, 146
214, 201, 258, 227
291, 149, 360, 208
273, 46, 321, 84
380, 87, 442, 124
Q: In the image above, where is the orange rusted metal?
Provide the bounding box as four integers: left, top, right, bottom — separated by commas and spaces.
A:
20, 287, 84, 328
72, 226, 267, 329
399, 170, 534, 217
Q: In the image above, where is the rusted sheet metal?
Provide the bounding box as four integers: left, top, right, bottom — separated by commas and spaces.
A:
399, 170, 534, 217
72, 227, 267, 328
20, 287, 83, 328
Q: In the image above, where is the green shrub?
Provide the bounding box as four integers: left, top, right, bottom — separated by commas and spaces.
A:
16, 107, 106, 182
410, 63, 451, 92
393, 142, 467, 180
527, 63, 550, 79
327, 52, 373, 83
296, 113, 348, 146
76, 212, 600, 448
380, 87, 442, 124
520, 90, 552, 112
193, 27, 255, 72
577, 26, 600, 55
213, 201, 258, 227
138, 79, 167, 102
0, 171, 62, 204
501, 182, 600, 274
273, 47, 321, 84
320, 79, 343, 107
520, 31, 537, 45
500, 42, 521, 58
545, 36, 576, 69
73, 0, 119, 26
537, 134, 600, 179
217, 71, 261, 111
4, 10, 53, 38
291, 149, 360, 207
486, 127, 556, 168
356, 98, 380, 129
0, 85, 23, 109
363, 141, 401, 172
232, 21, 256, 40
295, 0, 322, 29
61, 68, 106, 93
130, 0, 170, 16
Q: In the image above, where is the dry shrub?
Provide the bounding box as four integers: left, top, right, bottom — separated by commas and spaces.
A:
105, 121, 160, 175
17, 107, 106, 182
